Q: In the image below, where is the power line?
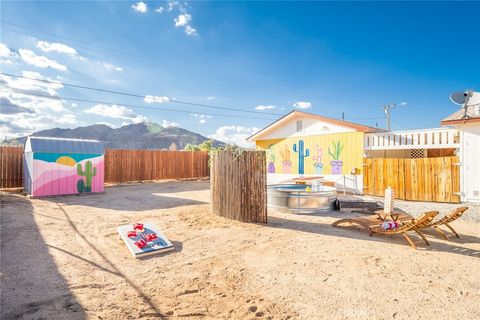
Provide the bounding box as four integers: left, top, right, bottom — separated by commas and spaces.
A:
390, 119, 412, 130
344, 116, 384, 120
0, 20, 237, 82
0, 72, 285, 116
0, 89, 278, 121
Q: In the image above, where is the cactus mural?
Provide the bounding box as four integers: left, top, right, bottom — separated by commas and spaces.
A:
77, 161, 97, 193
279, 144, 292, 174
328, 140, 344, 175
293, 140, 310, 175
312, 144, 324, 175
266, 144, 276, 173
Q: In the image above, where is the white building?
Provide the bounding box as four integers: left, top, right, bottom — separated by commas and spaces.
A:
441, 95, 480, 203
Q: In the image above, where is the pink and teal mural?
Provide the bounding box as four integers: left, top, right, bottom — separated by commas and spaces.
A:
293, 139, 310, 175
328, 140, 344, 175
30, 152, 104, 197
266, 144, 276, 173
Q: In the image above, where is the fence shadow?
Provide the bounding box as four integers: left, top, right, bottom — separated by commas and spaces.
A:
51, 181, 210, 212
266, 215, 480, 258
0, 194, 87, 319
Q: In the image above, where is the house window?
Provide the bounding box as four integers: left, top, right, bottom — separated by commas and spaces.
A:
296, 120, 303, 132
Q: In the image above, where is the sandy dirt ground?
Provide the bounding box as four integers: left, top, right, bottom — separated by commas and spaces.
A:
1, 180, 479, 320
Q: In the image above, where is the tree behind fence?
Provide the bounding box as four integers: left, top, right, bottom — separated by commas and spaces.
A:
210, 150, 267, 223
0, 147, 209, 188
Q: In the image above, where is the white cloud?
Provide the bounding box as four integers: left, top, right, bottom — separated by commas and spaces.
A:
190, 113, 212, 119
36, 41, 79, 58
54, 113, 76, 124
174, 12, 197, 36
71, 103, 78, 107
190, 113, 212, 124
84, 104, 148, 123
0, 42, 18, 65
0, 43, 13, 57
96, 121, 116, 128
255, 105, 276, 111
0, 71, 66, 112
0, 113, 45, 137
144, 95, 170, 103
167, 1, 180, 12
1, 70, 63, 96
184, 25, 197, 36
207, 96, 215, 101
175, 13, 191, 27
161, 120, 179, 128
18, 49, 67, 71
155, 6, 164, 13
102, 62, 123, 72
0, 97, 35, 114
208, 126, 259, 148
293, 101, 312, 109
132, 2, 148, 13
0, 111, 76, 138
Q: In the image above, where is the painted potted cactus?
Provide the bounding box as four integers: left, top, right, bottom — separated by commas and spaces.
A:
77, 160, 97, 193
312, 144, 324, 175
328, 140, 344, 175
266, 144, 276, 173
279, 144, 292, 174
293, 140, 310, 175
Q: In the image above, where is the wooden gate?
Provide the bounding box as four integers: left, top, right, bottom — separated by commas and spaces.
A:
363, 156, 460, 203
0, 147, 23, 188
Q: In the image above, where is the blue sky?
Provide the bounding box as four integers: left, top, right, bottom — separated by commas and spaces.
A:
1, 1, 479, 146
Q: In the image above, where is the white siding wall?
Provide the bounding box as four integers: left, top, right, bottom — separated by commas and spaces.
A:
458, 123, 480, 203
258, 117, 355, 140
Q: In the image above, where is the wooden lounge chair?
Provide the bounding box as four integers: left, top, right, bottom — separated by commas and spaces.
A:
332, 212, 414, 229
416, 207, 468, 240
369, 211, 438, 249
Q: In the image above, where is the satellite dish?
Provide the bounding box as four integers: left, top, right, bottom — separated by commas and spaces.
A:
450, 89, 479, 119
450, 91, 469, 105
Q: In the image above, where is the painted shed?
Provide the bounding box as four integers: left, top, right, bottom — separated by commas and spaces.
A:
24, 136, 105, 197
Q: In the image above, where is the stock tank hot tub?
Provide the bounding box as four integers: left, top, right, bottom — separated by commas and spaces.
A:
267, 184, 337, 214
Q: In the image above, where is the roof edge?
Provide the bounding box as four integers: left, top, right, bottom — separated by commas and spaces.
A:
28, 136, 102, 143
441, 117, 480, 126
246, 110, 382, 142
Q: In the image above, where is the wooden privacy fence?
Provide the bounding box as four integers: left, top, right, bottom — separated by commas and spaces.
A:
363, 156, 460, 203
210, 150, 267, 223
104, 149, 209, 183
0, 147, 23, 188
0, 147, 209, 188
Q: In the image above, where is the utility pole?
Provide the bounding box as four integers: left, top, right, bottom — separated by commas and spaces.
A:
383, 104, 394, 131
383, 102, 407, 131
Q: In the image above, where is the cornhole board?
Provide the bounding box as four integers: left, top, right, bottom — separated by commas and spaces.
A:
117, 223, 174, 258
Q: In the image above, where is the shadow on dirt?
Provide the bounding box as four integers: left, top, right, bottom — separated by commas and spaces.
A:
0, 194, 87, 319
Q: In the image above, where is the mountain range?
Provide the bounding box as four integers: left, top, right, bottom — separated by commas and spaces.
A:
2, 122, 225, 150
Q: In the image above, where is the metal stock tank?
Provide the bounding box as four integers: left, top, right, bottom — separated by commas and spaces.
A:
267, 184, 337, 214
